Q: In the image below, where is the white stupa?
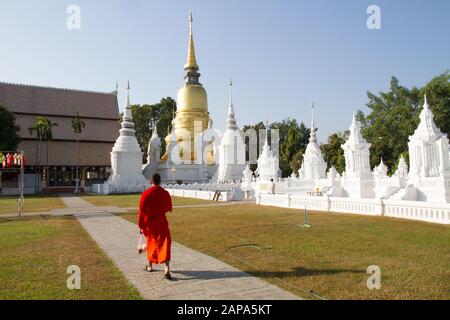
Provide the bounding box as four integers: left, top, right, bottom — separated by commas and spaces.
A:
394, 155, 409, 188
106, 82, 150, 194
255, 121, 280, 182
299, 102, 327, 182
217, 79, 246, 183
142, 120, 161, 180
407, 95, 450, 202
241, 163, 254, 198
341, 113, 375, 198
373, 158, 388, 178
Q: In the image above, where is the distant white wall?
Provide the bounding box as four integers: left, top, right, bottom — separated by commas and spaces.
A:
256, 193, 450, 225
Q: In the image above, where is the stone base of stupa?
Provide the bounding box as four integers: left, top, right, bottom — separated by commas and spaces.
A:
342, 173, 376, 199
157, 161, 216, 184
412, 175, 450, 203
101, 174, 150, 194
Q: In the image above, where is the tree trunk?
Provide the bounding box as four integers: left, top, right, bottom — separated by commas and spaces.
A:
75, 135, 79, 193
36, 140, 41, 193
46, 141, 49, 191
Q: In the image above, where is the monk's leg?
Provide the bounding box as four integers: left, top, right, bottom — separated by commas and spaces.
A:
164, 260, 170, 275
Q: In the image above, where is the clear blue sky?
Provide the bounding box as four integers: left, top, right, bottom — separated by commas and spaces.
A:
0, 0, 449, 141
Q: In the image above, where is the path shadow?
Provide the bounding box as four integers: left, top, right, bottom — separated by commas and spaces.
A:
173, 270, 252, 281
249, 267, 366, 278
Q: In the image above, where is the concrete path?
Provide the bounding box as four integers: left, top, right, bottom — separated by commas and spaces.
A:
62, 195, 300, 300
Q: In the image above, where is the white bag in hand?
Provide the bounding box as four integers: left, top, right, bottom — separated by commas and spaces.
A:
137, 234, 147, 254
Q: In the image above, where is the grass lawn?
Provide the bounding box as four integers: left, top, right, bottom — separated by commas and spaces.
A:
0, 216, 141, 299
121, 205, 450, 300
0, 195, 66, 215
81, 194, 215, 208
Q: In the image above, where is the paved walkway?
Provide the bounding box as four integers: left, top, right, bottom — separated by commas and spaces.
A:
62, 195, 300, 300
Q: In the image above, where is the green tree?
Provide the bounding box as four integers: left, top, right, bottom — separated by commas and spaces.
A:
359, 72, 449, 174
71, 112, 86, 193
242, 121, 265, 172
320, 131, 348, 174
273, 119, 310, 177
0, 105, 20, 151
420, 71, 450, 138
130, 97, 176, 161
29, 117, 57, 188
28, 117, 47, 169
359, 77, 421, 173
42, 118, 58, 169
243, 119, 309, 177
289, 150, 304, 175
279, 122, 310, 176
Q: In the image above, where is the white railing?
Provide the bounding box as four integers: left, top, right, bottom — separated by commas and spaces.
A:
329, 197, 382, 216
256, 193, 450, 225
383, 199, 450, 224
166, 188, 234, 202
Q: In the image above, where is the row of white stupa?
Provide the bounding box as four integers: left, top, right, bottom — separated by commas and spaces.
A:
249, 95, 450, 204
94, 80, 247, 194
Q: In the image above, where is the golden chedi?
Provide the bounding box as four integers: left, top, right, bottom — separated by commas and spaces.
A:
163, 12, 210, 162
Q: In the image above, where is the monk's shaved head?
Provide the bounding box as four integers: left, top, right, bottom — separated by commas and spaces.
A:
152, 173, 161, 186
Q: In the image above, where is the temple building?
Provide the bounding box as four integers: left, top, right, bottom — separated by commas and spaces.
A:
0, 82, 119, 194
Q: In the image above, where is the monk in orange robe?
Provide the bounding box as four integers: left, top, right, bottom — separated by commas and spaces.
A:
138, 173, 173, 280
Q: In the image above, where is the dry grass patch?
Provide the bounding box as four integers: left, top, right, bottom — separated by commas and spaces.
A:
0, 195, 65, 215
121, 205, 450, 300
0, 216, 141, 299
81, 194, 215, 208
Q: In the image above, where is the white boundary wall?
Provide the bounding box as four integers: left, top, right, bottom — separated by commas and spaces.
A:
166, 188, 234, 202
256, 194, 450, 225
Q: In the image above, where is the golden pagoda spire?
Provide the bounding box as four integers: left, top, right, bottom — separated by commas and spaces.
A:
184, 11, 199, 70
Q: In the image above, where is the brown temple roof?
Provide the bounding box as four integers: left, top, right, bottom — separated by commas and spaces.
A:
0, 82, 119, 119
0, 82, 121, 166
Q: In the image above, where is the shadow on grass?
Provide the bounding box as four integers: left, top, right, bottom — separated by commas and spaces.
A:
172, 266, 365, 281
249, 267, 366, 278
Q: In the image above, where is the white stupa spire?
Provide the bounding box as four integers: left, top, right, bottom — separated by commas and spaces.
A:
217, 78, 246, 182
256, 118, 280, 181
374, 158, 388, 177
225, 78, 237, 130
262, 119, 270, 155
309, 101, 317, 143
150, 119, 159, 139
301, 101, 326, 181
411, 94, 443, 142
346, 112, 367, 146
121, 81, 135, 132
145, 119, 161, 167
342, 113, 372, 178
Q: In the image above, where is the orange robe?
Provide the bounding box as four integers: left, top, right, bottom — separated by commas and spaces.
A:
138, 186, 173, 264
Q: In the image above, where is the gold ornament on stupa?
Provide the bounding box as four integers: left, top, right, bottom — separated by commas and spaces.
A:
162, 12, 210, 162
